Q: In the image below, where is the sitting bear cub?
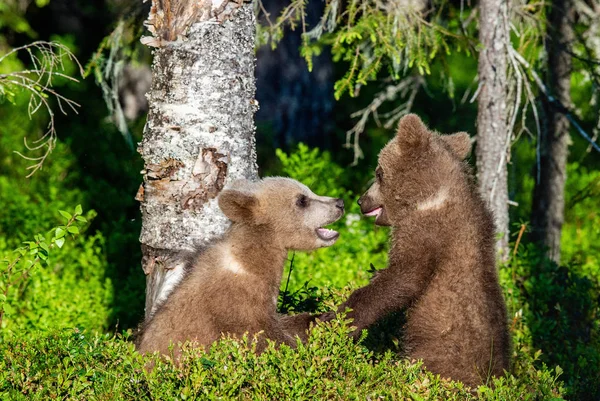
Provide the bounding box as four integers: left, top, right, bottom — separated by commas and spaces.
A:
346, 114, 510, 386
136, 177, 344, 356
286, 114, 510, 387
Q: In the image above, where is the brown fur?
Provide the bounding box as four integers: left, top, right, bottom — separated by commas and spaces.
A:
287, 115, 510, 387
135, 177, 344, 356
351, 115, 510, 386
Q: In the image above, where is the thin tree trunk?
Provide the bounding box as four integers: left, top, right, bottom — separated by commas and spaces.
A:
531, 0, 573, 263
476, 0, 511, 260
138, 1, 258, 318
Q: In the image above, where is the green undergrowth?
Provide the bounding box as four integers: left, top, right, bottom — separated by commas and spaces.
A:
501, 245, 600, 400
0, 316, 564, 401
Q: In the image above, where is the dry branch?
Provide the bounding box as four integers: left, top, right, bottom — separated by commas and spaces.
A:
0, 41, 83, 177
345, 76, 424, 165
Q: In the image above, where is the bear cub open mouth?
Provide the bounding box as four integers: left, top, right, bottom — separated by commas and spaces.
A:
364, 207, 383, 218
316, 227, 339, 241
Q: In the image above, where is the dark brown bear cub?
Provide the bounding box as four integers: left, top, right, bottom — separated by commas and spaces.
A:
335, 114, 509, 387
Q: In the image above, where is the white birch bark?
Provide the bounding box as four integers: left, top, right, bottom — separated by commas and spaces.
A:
476, 0, 511, 260
138, 0, 258, 317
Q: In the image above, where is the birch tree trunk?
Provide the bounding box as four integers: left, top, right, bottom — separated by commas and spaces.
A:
137, 0, 258, 318
530, 0, 573, 263
476, 0, 511, 259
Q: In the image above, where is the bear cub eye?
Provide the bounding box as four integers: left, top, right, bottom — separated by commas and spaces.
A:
296, 194, 309, 208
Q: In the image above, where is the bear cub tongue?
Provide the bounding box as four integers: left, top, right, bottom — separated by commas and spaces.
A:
364, 207, 382, 217
316, 228, 339, 240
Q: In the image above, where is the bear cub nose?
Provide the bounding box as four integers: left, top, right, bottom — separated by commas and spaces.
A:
336, 198, 345, 211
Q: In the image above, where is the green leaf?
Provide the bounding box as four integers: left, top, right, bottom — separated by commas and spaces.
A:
55, 227, 66, 239
75, 204, 83, 215
59, 210, 72, 220
55, 238, 65, 249
75, 216, 88, 223
2, 302, 14, 315
67, 226, 79, 235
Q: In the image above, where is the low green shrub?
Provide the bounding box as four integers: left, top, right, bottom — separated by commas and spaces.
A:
0, 207, 113, 335
0, 317, 564, 401
501, 244, 600, 401
0, 231, 113, 335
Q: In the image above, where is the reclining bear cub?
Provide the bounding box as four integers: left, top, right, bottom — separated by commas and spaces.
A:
136, 177, 344, 357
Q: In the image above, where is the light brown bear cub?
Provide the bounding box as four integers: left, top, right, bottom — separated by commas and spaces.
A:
346, 114, 510, 387
136, 177, 344, 356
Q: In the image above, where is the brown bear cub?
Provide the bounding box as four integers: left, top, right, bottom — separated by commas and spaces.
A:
296, 114, 509, 387
136, 177, 344, 357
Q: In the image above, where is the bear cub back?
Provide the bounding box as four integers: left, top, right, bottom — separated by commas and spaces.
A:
136, 177, 344, 357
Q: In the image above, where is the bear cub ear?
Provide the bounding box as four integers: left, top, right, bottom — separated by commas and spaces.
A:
395, 114, 431, 152
441, 132, 472, 160
218, 186, 258, 223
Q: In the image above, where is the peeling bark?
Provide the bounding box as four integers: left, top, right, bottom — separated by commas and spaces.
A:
531, 0, 573, 263
139, 1, 258, 317
141, 0, 251, 47
476, 0, 511, 260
